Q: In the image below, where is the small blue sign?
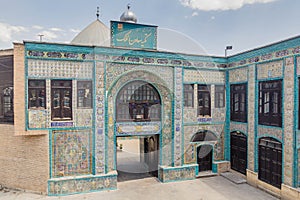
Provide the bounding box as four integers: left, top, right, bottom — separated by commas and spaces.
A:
51, 122, 73, 127
197, 117, 212, 123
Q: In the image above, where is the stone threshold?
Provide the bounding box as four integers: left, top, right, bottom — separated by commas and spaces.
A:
220, 171, 247, 184
196, 171, 218, 178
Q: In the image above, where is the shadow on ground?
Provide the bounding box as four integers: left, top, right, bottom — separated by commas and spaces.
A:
117, 170, 152, 182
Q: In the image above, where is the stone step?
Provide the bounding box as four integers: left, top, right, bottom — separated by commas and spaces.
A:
220, 172, 246, 184
196, 170, 218, 178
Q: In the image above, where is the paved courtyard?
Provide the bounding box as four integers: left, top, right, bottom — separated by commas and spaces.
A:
0, 150, 279, 199
0, 175, 278, 200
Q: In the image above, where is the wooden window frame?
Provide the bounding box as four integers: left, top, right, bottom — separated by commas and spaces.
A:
1, 87, 14, 122
51, 80, 72, 121
215, 85, 225, 108
184, 84, 194, 107
116, 81, 161, 122
28, 80, 46, 109
197, 84, 211, 116
230, 83, 247, 122
258, 80, 282, 127
77, 81, 93, 108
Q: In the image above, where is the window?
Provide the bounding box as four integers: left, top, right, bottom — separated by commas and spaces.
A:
116, 81, 161, 122
230, 83, 247, 122
28, 80, 46, 109
215, 85, 225, 108
184, 84, 194, 107
77, 81, 92, 108
51, 80, 72, 120
2, 87, 13, 122
197, 84, 211, 116
259, 80, 282, 127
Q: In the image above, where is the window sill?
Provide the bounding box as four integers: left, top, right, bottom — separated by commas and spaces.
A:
230, 120, 247, 124
116, 119, 161, 123
258, 124, 282, 129
51, 118, 72, 121
198, 115, 212, 118
28, 107, 46, 110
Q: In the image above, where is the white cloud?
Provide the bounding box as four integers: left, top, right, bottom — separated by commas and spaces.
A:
179, 0, 277, 11
0, 22, 27, 42
70, 28, 81, 33
49, 27, 63, 32
32, 25, 43, 30
0, 21, 79, 48
192, 11, 199, 16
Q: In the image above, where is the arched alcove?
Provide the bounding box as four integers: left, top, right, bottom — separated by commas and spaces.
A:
191, 130, 217, 143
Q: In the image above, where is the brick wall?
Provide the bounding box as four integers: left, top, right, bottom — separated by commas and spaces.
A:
0, 124, 49, 193
13, 43, 47, 135
0, 43, 49, 193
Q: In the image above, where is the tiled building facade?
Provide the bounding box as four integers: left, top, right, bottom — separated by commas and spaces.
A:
1, 13, 300, 199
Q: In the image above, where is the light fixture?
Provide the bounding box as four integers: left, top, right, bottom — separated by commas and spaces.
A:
225, 46, 233, 58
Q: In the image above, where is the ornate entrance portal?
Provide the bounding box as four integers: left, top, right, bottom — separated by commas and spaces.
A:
115, 81, 161, 181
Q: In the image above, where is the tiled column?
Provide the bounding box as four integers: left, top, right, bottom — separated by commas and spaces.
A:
247, 65, 255, 171
283, 56, 295, 186
174, 67, 183, 166
96, 62, 106, 174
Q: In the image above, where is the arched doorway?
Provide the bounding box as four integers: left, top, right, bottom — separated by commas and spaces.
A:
115, 81, 161, 181
191, 130, 217, 172
230, 131, 247, 175
258, 137, 282, 188
197, 145, 213, 172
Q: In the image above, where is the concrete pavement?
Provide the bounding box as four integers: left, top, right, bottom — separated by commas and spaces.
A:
0, 150, 279, 199
0, 175, 278, 200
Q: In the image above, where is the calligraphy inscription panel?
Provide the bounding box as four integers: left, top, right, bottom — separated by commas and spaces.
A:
111, 21, 157, 50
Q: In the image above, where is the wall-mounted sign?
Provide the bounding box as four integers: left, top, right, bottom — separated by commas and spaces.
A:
116, 121, 161, 136
51, 122, 73, 127
197, 117, 212, 123
111, 21, 157, 50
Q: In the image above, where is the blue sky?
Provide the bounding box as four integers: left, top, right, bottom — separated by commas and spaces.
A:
0, 0, 300, 56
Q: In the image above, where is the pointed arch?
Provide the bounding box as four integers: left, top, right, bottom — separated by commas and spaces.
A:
190, 130, 217, 143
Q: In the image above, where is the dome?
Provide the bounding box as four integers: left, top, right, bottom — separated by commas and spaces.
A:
120, 4, 137, 23
71, 19, 110, 47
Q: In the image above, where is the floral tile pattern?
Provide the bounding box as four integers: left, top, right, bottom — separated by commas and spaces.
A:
52, 130, 92, 178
